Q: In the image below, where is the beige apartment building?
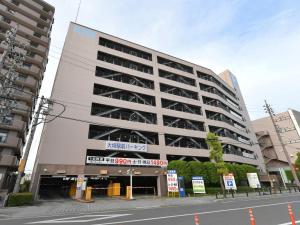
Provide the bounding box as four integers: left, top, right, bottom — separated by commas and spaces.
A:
253, 109, 300, 185
31, 22, 265, 199
0, 0, 54, 192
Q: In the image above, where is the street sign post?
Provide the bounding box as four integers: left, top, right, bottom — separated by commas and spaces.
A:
192, 176, 206, 194
247, 173, 261, 189
167, 170, 179, 196
223, 173, 237, 190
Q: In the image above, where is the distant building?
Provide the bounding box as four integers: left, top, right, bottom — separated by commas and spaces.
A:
252, 109, 300, 185
0, 0, 54, 193
31, 22, 265, 199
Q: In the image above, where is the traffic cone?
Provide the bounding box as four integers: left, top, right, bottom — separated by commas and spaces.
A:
194, 214, 200, 225
248, 208, 256, 225
288, 204, 296, 225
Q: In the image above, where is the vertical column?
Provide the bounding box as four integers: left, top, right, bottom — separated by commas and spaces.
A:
152, 53, 166, 160
157, 174, 167, 197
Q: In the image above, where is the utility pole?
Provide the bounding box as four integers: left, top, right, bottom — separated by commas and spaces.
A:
264, 100, 300, 187
13, 96, 52, 193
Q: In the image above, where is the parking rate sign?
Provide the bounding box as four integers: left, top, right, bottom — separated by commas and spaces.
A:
247, 173, 261, 188
192, 176, 206, 194
223, 173, 237, 190
167, 170, 179, 192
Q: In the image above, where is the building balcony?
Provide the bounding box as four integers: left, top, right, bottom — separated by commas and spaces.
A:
12, 89, 34, 105
12, 103, 30, 118
16, 74, 38, 90
0, 119, 25, 132
0, 135, 22, 150
0, 154, 18, 168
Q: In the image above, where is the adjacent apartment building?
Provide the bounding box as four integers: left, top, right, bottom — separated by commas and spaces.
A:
0, 0, 54, 191
253, 109, 300, 184
31, 22, 265, 199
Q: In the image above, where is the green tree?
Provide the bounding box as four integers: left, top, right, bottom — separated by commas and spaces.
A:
295, 152, 300, 169
167, 160, 191, 183
188, 161, 207, 181
206, 132, 228, 196
203, 162, 219, 186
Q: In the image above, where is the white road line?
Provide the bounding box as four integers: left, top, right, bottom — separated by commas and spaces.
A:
278, 221, 300, 225
1, 193, 300, 222
26, 214, 131, 224
92, 200, 300, 225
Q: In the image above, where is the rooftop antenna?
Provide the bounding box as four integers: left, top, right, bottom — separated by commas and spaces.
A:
75, 0, 82, 23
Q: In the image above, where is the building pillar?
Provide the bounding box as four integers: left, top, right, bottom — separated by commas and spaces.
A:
157, 174, 167, 197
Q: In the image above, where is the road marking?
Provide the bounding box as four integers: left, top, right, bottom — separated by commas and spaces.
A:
1, 193, 300, 222
278, 221, 300, 225
26, 214, 131, 224
92, 200, 300, 225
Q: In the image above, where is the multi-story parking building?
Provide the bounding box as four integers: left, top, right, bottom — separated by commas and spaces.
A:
0, 0, 54, 192
31, 22, 265, 199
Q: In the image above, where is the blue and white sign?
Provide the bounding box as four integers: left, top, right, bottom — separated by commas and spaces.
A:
105, 141, 147, 152
223, 173, 237, 190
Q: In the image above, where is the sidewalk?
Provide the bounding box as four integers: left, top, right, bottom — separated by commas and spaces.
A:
0, 196, 215, 220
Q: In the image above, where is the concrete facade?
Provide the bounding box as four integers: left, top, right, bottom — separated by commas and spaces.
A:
31, 23, 265, 198
0, 0, 54, 191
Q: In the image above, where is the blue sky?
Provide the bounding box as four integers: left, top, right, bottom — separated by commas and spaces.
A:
25, 0, 300, 171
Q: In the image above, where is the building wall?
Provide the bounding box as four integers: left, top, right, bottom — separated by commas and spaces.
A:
32, 22, 266, 196
253, 110, 300, 165
0, 0, 54, 189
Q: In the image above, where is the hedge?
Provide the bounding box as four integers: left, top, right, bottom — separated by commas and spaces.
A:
7, 192, 33, 207
185, 186, 255, 195
167, 160, 258, 187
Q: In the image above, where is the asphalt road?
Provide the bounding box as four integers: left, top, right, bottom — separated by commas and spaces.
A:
2, 194, 300, 225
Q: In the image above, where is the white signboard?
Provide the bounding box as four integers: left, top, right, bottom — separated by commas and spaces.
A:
86, 156, 168, 167
223, 173, 237, 190
192, 176, 206, 194
167, 170, 179, 192
106, 141, 147, 152
247, 173, 261, 188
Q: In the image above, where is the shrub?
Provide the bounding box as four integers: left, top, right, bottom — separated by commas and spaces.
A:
20, 180, 31, 193
7, 192, 33, 207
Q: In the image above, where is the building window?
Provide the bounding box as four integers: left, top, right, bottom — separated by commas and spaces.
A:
40, 15, 48, 21
99, 37, 152, 61
91, 103, 157, 124
11, 0, 19, 6
160, 83, 198, 100
23, 62, 32, 69
1, 115, 14, 125
30, 41, 39, 48
3, 17, 11, 24
93, 83, 156, 106
159, 69, 195, 86
88, 125, 159, 145
161, 98, 202, 115
95, 66, 154, 89
165, 134, 207, 149
37, 23, 45, 30
0, 130, 8, 143
157, 56, 193, 74
33, 32, 42, 38
97, 51, 153, 74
